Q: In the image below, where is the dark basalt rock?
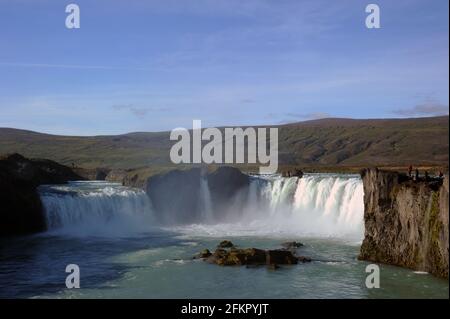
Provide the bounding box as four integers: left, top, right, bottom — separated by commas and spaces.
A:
197, 242, 307, 267
193, 249, 212, 259
0, 153, 84, 237
145, 167, 250, 224
266, 249, 298, 265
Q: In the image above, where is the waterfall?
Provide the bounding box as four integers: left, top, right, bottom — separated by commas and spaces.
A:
38, 181, 154, 236
199, 177, 213, 222
38, 174, 364, 240
290, 174, 364, 238
238, 174, 364, 238
172, 173, 364, 240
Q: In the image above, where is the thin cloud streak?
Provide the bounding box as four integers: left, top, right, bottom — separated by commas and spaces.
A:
393, 102, 449, 117
0, 62, 150, 71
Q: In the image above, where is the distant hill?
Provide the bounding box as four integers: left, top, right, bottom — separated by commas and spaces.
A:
0, 116, 448, 169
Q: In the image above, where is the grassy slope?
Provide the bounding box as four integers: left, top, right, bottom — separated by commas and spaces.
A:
0, 116, 448, 170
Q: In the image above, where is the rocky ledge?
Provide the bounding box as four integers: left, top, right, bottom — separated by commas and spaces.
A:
194, 241, 311, 269
0, 153, 84, 237
359, 168, 449, 278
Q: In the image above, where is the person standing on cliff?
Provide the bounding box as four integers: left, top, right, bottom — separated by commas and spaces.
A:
414, 169, 419, 181
408, 165, 413, 178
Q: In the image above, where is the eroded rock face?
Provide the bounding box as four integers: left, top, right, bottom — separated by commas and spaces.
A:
145, 167, 249, 224
359, 168, 449, 278
0, 153, 84, 237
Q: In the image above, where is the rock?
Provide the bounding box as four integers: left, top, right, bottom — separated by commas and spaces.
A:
0, 153, 85, 237
207, 167, 250, 209
74, 167, 111, 181
203, 244, 303, 267
218, 240, 234, 248
292, 169, 304, 178
281, 241, 304, 249
206, 248, 266, 266
297, 256, 312, 263
145, 167, 250, 224
194, 249, 212, 259
243, 248, 267, 265
359, 168, 449, 279
266, 250, 298, 265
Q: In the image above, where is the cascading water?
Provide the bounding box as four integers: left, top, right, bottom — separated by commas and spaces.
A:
37, 174, 364, 240
214, 174, 364, 239
199, 177, 213, 222
290, 174, 364, 238
38, 181, 154, 236
170, 173, 364, 240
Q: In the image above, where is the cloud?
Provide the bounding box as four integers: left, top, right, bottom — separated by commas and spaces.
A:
268, 111, 332, 124
112, 104, 170, 118
0, 62, 151, 71
393, 102, 449, 117
284, 112, 331, 120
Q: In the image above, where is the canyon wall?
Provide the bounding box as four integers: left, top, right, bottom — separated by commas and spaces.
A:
359, 168, 448, 278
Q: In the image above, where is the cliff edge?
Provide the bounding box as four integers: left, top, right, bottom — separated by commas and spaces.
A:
0, 153, 84, 237
359, 168, 448, 278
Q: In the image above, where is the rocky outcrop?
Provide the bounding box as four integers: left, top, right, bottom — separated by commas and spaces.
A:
145, 167, 249, 224
0, 153, 84, 237
359, 168, 449, 278
73, 167, 111, 180
195, 241, 311, 268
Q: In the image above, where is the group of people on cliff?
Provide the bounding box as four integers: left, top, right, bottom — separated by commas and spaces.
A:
408, 165, 444, 182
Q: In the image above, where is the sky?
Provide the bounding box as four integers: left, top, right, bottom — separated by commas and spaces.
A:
0, 0, 448, 135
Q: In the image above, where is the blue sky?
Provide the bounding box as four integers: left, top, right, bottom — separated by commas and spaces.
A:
0, 0, 448, 135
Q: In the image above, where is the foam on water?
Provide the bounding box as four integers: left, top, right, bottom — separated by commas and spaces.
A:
38, 181, 155, 237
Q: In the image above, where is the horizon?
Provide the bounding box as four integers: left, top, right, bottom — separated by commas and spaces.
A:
0, 0, 448, 135
0, 114, 448, 137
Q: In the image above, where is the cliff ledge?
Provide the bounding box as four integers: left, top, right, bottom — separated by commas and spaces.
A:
359, 168, 448, 278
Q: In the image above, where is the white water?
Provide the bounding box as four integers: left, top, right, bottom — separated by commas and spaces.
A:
199, 177, 213, 222
38, 181, 155, 236
171, 174, 364, 240
38, 174, 364, 240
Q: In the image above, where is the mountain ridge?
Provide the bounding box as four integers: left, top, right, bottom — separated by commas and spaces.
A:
0, 116, 448, 169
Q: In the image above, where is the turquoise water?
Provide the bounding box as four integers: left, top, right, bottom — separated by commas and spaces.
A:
1, 232, 447, 299
1, 179, 447, 299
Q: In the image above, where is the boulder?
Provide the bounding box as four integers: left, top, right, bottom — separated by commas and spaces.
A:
218, 240, 234, 248
266, 250, 298, 265
197, 243, 303, 267
193, 249, 212, 259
